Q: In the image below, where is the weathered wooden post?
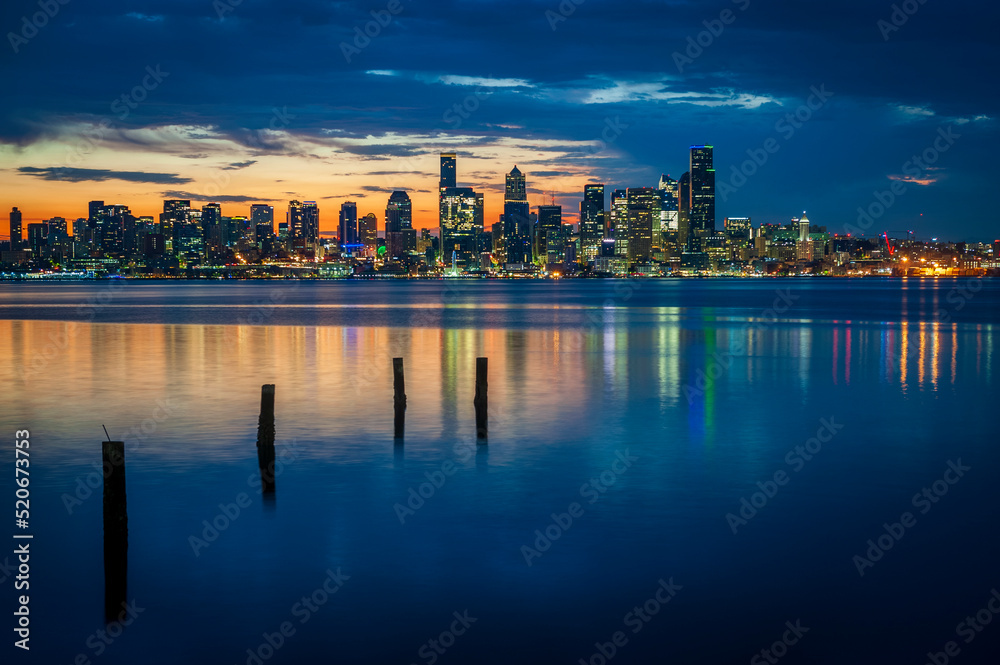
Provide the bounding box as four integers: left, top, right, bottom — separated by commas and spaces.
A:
257, 384, 276, 493
393, 358, 406, 439
474, 357, 488, 440
102, 440, 128, 624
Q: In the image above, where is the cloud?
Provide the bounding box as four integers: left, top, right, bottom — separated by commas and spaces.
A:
161, 191, 267, 203
221, 160, 258, 170
17, 167, 192, 184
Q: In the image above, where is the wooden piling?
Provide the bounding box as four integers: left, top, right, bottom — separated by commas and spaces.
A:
257, 384, 276, 493
474, 357, 488, 440
102, 440, 128, 624
393, 358, 406, 439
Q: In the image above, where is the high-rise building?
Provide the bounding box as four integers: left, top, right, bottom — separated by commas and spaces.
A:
626, 188, 656, 263
161, 200, 190, 254
580, 184, 605, 260
502, 166, 531, 264
536, 205, 562, 262
689, 145, 715, 235
611, 190, 628, 256
339, 202, 358, 249
440, 153, 457, 190
657, 175, 679, 233
9, 207, 22, 251
440, 188, 484, 266
677, 173, 691, 250
386, 191, 412, 233
359, 213, 378, 256
250, 204, 274, 233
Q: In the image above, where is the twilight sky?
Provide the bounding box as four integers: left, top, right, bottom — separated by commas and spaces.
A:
0, 0, 997, 241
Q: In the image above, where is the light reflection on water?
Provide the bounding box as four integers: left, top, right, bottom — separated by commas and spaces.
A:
0, 280, 998, 664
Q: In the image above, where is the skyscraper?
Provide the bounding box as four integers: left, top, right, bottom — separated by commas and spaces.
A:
536, 205, 562, 262
440, 188, 484, 266
302, 202, 319, 245
440, 153, 457, 190
503, 166, 531, 264
161, 200, 190, 255
689, 145, 715, 235
386, 191, 412, 232
250, 204, 274, 238
580, 184, 605, 260
626, 188, 657, 263
339, 202, 358, 249
611, 189, 628, 256
9, 207, 22, 251
677, 173, 691, 250
359, 213, 378, 257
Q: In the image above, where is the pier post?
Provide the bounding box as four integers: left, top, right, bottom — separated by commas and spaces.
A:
257, 384, 276, 493
393, 358, 406, 439
102, 440, 128, 624
474, 357, 488, 440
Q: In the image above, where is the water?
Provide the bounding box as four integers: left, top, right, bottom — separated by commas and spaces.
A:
1, 279, 998, 664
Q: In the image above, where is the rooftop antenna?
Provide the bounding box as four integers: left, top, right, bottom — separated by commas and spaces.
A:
102, 425, 111, 442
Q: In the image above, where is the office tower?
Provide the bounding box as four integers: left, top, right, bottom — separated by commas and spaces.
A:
626, 188, 656, 263
386, 191, 412, 233
611, 189, 628, 256
339, 202, 358, 249
359, 212, 378, 256
796, 212, 813, 261
580, 184, 605, 260
27, 223, 47, 256
689, 145, 715, 235
9, 207, 22, 251
440, 153, 457, 189
202, 202, 224, 250
161, 200, 190, 254
288, 201, 304, 241
657, 175, 679, 233
677, 172, 691, 250
440, 187, 484, 266
503, 166, 531, 264
250, 204, 274, 234
303, 202, 319, 245
536, 205, 562, 262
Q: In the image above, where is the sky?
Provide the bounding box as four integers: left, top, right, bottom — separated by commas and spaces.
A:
0, 0, 997, 241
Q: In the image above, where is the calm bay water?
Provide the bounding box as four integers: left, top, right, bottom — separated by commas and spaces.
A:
1, 279, 998, 664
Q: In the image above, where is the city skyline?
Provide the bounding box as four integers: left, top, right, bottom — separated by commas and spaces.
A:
0, 1, 996, 241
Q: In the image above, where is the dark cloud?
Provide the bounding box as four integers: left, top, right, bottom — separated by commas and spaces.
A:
221, 160, 257, 170
17, 166, 192, 184
0, 0, 996, 237
161, 191, 265, 203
